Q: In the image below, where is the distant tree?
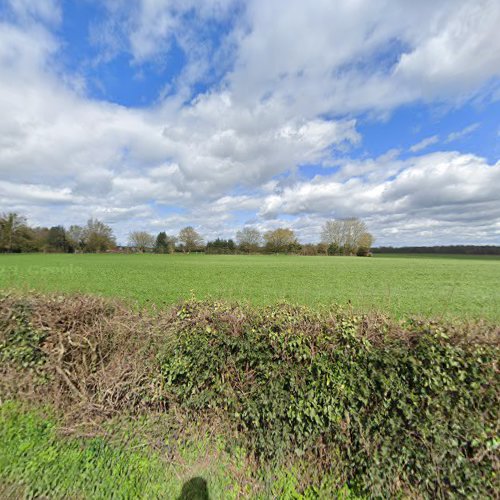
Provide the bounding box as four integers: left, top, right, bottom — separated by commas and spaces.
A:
263, 228, 299, 253
67, 225, 85, 253
300, 244, 318, 256
372, 245, 500, 256
0, 212, 31, 252
82, 218, 116, 253
47, 226, 69, 252
29, 227, 49, 252
154, 231, 176, 254
236, 227, 262, 253
154, 232, 168, 253
178, 226, 203, 252
321, 220, 343, 251
128, 231, 155, 252
206, 238, 236, 254
154, 231, 177, 253
316, 242, 329, 255
343, 218, 369, 254
321, 218, 371, 255
356, 232, 374, 256
358, 232, 374, 249
327, 242, 340, 256
167, 235, 177, 253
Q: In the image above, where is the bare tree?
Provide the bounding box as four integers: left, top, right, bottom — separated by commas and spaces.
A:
178, 226, 203, 252
0, 212, 30, 252
67, 225, 85, 253
321, 220, 343, 247
343, 218, 368, 254
321, 218, 372, 255
129, 231, 155, 252
236, 227, 262, 253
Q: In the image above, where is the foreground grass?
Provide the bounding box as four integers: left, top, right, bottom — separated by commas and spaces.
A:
1, 253, 499, 320
0, 402, 356, 499
0, 402, 250, 499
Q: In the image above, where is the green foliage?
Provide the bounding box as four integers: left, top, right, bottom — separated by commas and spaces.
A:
263, 227, 300, 253
328, 242, 340, 255
0, 402, 249, 499
83, 218, 116, 252
206, 238, 237, 254
47, 226, 70, 253
0, 298, 47, 369
158, 301, 499, 497
356, 246, 370, 257
0, 212, 33, 253
154, 231, 174, 254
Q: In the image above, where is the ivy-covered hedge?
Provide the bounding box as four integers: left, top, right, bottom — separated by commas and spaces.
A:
159, 303, 499, 497
1, 294, 498, 498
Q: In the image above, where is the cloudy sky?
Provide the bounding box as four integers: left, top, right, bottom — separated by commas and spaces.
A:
1, 0, 499, 245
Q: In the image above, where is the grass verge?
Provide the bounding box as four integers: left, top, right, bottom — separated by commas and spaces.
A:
0, 401, 252, 499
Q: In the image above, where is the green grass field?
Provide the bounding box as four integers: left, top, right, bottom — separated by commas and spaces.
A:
0, 402, 256, 499
1, 253, 499, 320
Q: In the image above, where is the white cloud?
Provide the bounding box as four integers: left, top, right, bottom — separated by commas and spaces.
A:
445, 123, 480, 143
101, 0, 235, 63
92, 0, 500, 112
4, 0, 61, 25
409, 135, 440, 153
257, 152, 500, 244
0, 180, 76, 204
229, 0, 500, 114
0, 1, 499, 245
393, 1, 500, 99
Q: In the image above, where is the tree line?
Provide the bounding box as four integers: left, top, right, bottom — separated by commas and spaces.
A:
373, 245, 500, 255
127, 218, 374, 256
0, 213, 116, 253
0, 212, 375, 256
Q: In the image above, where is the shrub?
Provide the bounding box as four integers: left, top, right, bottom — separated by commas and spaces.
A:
0, 296, 47, 369
356, 246, 370, 256
158, 302, 499, 497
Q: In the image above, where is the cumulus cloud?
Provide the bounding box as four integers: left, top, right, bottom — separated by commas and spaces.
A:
0, 15, 360, 227
0, 0, 499, 244
257, 152, 500, 243
0, 180, 76, 205
230, 0, 500, 114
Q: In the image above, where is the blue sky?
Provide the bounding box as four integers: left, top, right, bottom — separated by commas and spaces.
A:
0, 0, 499, 245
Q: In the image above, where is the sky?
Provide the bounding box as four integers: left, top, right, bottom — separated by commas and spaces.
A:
0, 0, 499, 246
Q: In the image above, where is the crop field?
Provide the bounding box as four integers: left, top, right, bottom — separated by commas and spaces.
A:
1, 252, 499, 320
1, 257, 499, 497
